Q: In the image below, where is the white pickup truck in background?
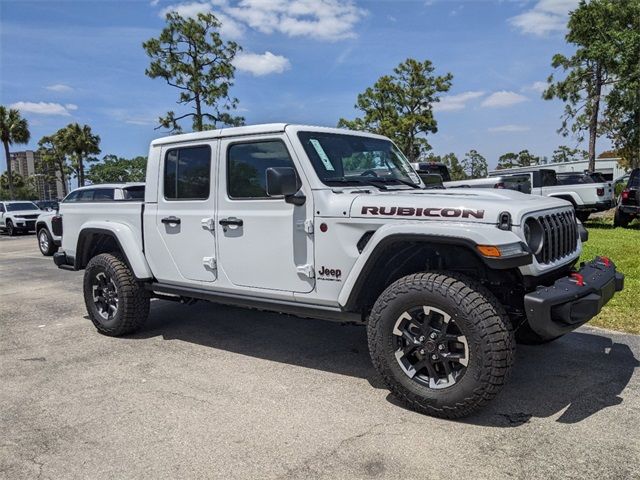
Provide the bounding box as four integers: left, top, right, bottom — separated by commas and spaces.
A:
445, 168, 614, 222
35, 183, 145, 256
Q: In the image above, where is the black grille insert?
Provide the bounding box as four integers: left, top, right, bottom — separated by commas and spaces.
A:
534, 211, 578, 264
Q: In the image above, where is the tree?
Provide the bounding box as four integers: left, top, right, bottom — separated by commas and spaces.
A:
543, 0, 631, 171
496, 150, 541, 169
427, 152, 467, 181
497, 152, 518, 170
552, 145, 588, 163
87, 155, 147, 183
602, 0, 640, 170
338, 58, 453, 162
0, 106, 30, 199
38, 132, 70, 197
461, 150, 487, 179
59, 123, 100, 187
143, 12, 244, 133
0, 172, 38, 200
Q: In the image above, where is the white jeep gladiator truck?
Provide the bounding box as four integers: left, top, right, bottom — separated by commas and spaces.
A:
53, 124, 624, 418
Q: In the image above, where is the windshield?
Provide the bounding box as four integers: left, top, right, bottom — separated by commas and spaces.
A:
6, 202, 39, 212
297, 131, 421, 188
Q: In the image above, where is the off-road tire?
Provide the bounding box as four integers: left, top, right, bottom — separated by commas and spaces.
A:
368, 272, 515, 419
83, 253, 150, 336
6, 220, 16, 236
613, 209, 630, 228
514, 321, 560, 345
37, 228, 58, 256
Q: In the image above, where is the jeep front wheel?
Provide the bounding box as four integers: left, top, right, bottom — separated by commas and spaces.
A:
367, 272, 515, 419
83, 253, 150, 336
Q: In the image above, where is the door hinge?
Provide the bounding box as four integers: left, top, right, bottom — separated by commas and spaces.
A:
203, 256, 217, 270
297, 219, 314, 234
201, 217, 215, 231
296, 264, 315, 278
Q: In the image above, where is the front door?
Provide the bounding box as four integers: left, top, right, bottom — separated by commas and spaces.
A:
151, 142, 217, 283
216, 136, 314, 293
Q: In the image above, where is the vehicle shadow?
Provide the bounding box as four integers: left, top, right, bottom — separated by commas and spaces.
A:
131, 300, 639, 427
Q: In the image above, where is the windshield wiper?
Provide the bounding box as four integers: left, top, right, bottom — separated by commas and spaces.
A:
377, 177, 421, 189
324, 177, 388, 190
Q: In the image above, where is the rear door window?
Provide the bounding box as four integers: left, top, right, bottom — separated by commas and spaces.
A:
164, 145, 211, 200
92, 188, 115, 201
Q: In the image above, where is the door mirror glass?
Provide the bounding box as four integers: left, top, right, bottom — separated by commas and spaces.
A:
266, 167, 299, 197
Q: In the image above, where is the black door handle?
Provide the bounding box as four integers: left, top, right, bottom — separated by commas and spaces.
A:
219, 217, 243, 227
161, 216, 181, 225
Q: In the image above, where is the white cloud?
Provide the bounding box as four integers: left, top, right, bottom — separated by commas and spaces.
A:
481, 91, 528, 108
150, 0, 160, 5
433, 91, 485, 112
45, 83, 74, 93
233, 51, 291, 76
9, 101, 76, 116
509, 0, 579, 37
488, 124, 531, 133
525, 81, 548, 93
160, 1, 211, 18
160, 0, 366, 41
160, 2, 245, 39
65, 103, 78, 111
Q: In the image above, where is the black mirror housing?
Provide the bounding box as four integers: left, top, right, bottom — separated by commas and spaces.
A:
266, 167, 299, 197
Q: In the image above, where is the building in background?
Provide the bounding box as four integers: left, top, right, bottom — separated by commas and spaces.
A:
9, 150, 66, 200
490, 157, 626, 181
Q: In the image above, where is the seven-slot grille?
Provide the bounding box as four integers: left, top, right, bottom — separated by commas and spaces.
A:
534, 210, 578, 264
19, 214, 40, 219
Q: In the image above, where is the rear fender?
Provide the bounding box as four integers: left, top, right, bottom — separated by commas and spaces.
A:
76, 221, 152, 280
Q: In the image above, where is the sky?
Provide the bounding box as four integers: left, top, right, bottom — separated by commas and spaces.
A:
0, 0, 608, 172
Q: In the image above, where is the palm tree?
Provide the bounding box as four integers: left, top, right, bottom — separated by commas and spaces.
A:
38, 132, 70, 197
0, 106, 31, 199
60, 123, 100, 187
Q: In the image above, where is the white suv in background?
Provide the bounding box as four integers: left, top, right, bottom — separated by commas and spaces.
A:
0, 201, 42, 236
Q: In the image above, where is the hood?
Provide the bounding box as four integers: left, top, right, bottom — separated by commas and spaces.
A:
8, 209, 42, 217
350, 188, 572, 225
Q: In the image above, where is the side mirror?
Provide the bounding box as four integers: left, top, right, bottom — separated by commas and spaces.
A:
266, 167, 305, 205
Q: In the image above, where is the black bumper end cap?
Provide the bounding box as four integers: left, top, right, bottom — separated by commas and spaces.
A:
523, 257, 622, 338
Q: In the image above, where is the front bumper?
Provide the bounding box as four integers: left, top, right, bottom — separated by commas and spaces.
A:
523, 257, 624, 338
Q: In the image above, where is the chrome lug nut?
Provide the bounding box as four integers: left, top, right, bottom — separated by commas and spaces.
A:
429, 332, 437, 340
419, 349, 426, 355
418, 336, 425, 342
438, 344, 445, 351
431, 354, 438, 360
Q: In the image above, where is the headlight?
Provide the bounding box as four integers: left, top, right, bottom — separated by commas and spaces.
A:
523, 217, 544, 255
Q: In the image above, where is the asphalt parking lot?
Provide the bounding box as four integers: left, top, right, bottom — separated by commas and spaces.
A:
1, 235, 639, 480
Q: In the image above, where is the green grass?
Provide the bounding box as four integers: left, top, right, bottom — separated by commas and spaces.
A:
580, 217, 640, 334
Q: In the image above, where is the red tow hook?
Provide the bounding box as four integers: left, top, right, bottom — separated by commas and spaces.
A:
570, 273, 585, 287
600, 256, 611, 267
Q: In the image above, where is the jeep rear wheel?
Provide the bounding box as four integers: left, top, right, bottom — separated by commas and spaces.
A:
83, 253, 150, 336
368, 272, 515, 419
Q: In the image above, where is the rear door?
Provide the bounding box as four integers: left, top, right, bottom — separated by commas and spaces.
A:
151, 143, 218, 283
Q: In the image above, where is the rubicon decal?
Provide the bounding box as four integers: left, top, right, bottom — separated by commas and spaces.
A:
361, 206, 485, 219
